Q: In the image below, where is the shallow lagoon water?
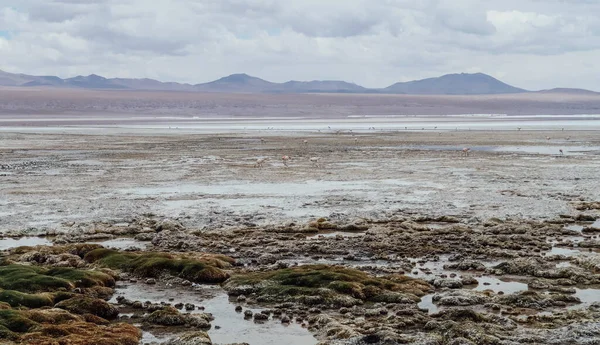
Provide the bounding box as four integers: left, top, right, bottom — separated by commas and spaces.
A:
473, 276, 528, 294
88, 238, 150, 250
393, 145, 600, 156
111, 283, 317, 345
0, 236, 51, 250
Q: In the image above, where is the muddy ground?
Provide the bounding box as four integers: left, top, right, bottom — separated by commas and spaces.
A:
1, 128, 600, 345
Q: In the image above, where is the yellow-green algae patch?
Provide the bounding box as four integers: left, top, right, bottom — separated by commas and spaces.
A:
84, 249, 232, 283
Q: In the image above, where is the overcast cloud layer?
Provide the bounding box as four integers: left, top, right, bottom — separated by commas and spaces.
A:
1, 0, 599, 90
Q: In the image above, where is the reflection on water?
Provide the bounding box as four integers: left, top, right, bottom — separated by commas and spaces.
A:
394, 145, 600, 156
87, 238, 149, 250
473, 276, 528, 294
111, 283, 317, 345
0, 237, 51, 250
418, 294, 438, 314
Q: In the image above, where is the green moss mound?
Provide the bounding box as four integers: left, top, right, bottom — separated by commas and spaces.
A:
0, 309, 39, 333
224, 265, 431, 305
0, 265, 115, 293
0, 290, 54, 309
84, 249, 231, 283
55, 296, 119, 320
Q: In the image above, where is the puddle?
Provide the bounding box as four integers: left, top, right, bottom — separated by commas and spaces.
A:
87, 238, 150, 250
574, 288, 600, 305
0, 237, 52, 250
120, 179, 442, 197
306, 231, 366, 240
472, 276, 528, 294
418, 294, 438, 314
111, 283, 317, 345
556, 262, 573, 268
549, 247, 582, 257
395, 145, 600, 156
564, 225, 585, 233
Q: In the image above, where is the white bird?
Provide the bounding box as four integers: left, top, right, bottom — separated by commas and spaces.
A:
462, 148, 471, 157
254, 157, 268, 168
309, 157, 321, 167
281, 155, 291, 167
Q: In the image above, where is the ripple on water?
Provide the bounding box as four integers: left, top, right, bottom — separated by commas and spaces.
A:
0, 237, 51, 250
473, 277, 528, 294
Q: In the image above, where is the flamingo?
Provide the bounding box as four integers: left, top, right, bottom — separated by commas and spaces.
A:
281, 155, 291, 167
309, 157, 321, 167
546, 136, 551, 141
462, 148, 471, 157
254, 157, 268, 168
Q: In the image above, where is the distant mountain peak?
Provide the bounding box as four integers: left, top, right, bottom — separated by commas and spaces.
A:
216, 73, 262, 83
384, 72, 526, 95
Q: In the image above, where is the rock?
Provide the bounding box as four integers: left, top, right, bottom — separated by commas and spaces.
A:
575, 214, 596, 222
156, 219, 184, 232
145, 307, 187, 326
444, 261, 486, 271
166, 331, 212, 345
433, 290, 490, 306
461, 276, 478, 285
433, 279, 463, 289
253, 313, 268, 321
257, 254, 278, 265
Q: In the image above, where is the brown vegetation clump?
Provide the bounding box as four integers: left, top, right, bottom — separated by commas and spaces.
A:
0, 308, 140, 345
223, 265, 432, 306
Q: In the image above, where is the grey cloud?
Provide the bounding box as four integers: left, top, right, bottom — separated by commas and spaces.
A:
1, 0, 600, 91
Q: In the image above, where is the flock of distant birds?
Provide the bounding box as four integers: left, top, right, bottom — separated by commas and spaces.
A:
248, 126, 572, 168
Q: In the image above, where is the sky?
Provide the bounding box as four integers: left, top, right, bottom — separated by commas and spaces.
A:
0, 0, 599, 90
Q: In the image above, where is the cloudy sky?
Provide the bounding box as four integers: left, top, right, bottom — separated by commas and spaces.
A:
1, 0, 599, 90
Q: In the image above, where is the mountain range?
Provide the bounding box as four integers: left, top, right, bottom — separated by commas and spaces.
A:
0, 69, 596, 95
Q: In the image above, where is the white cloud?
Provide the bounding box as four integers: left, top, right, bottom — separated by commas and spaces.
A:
0, 0, 600, 90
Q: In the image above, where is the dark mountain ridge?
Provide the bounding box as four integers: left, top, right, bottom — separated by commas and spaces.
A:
0, 69, 597, 95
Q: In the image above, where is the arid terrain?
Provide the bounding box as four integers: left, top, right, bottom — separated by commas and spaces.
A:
2, 87, 600, 117
1, 121, 600, 345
